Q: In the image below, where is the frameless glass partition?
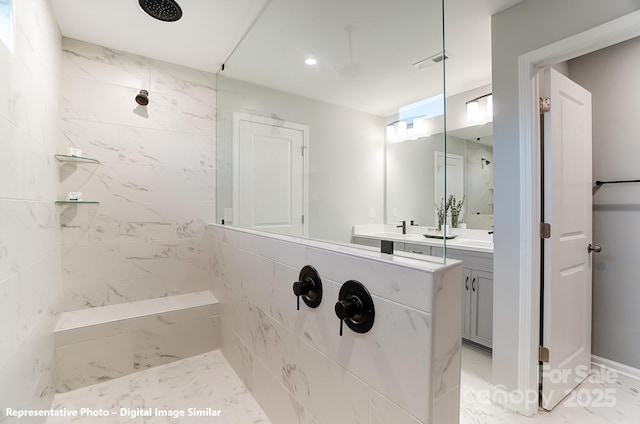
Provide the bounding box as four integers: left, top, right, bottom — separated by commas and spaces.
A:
216, 0, 448, 260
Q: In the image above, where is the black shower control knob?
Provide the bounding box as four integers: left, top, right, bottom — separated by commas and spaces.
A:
335, 297, 362, 320
293, 278, 315, 297
335, 280, 375, 336
293, 265, 323, 310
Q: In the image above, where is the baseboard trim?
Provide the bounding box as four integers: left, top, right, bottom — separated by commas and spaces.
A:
592, 355, 640, 381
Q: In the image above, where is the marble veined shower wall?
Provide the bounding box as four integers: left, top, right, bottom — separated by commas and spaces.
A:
58, 38, 216, 311
0, 0, 62, 420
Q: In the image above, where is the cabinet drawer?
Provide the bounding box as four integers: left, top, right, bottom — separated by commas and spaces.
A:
353, 237, 380, 248
404, 243, 431, 255
447, 248, 493, 271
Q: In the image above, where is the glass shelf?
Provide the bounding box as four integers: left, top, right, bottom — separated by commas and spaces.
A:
55, 200, 100, 205
54, 154, 100, 164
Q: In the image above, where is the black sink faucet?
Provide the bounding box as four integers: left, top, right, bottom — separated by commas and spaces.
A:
397, 220, 407, 234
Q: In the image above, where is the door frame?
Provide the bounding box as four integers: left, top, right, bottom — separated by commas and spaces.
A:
232, 112, 310, 237
514, 10, 640, 416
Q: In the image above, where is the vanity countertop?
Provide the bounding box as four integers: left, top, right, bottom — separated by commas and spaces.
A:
353, 224, 494, 254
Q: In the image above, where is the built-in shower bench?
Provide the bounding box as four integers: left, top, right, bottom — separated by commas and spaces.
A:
53, 291, 220, 392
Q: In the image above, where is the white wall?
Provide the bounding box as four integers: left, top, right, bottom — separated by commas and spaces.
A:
0, 0, 61, 420
205, 224, 462, 424
58, 38, 216, 312
569, 36, 640, 370
216, 76, 385, 244
491, 0, 640, 409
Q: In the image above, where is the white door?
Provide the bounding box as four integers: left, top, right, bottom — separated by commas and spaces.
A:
435, 152, 464, 225
233, 114, 309, 237
541, 68, 593, 410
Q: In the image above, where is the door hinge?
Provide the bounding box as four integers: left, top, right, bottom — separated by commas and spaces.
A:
540, 222, 551, 239
302, 214, 305, 224
540, 97, 551, 114
539, 345, 550, 363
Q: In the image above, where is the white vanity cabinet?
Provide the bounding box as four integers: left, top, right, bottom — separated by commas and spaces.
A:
352, 233, 493, 349
353, 237, 405, 251
448, 249, 493, 349
353, 237, 382, 248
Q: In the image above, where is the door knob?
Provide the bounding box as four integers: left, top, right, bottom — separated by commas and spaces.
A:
588, 244, 602, 253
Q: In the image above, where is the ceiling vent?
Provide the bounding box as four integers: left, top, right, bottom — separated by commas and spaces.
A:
413, 51, 451, 70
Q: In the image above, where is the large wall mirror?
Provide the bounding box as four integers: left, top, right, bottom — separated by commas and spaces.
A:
386, 85, 494, 231
216, 0, 496, 253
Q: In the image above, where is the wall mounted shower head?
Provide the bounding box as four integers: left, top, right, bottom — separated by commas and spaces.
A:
138, 0, 183, 22
481, 157, 491, 169
135, 89, 149, 106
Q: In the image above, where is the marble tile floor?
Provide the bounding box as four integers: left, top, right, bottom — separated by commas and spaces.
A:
460, 343, 640, 424
47, 350, 271, 424
44, 342, 640, 424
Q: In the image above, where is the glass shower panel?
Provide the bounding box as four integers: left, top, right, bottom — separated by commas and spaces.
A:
216, 0, 448, 261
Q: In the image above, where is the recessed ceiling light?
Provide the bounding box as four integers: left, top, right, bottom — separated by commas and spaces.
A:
305, 58, 318, 66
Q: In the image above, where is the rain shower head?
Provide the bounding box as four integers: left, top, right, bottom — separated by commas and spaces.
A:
135, 89, 149, 106
138, 0, 183, 22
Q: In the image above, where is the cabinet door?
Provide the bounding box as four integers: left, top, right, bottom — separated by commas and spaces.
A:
462, 268, 472, 340
470, 269, 493, 348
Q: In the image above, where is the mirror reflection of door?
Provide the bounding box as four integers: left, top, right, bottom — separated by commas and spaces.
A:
435, 152, 464, 226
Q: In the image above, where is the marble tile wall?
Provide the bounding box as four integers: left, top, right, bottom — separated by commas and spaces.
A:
0, 0, 62, 422
53, 291, 220, 392
58, 38, 216, 312
55, 315, 220, 392
206, 224, 462, 424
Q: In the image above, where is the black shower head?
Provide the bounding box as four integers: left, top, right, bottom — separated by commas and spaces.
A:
135, 89, 149, 106
138, 0, 183, 22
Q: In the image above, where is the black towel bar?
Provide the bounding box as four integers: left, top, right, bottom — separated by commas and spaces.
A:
595, 179, 640, 186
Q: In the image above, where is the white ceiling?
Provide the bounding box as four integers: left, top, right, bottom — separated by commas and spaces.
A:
222, 0, 524, 116
48, 0, 269, 73
48, 0, 523, 115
